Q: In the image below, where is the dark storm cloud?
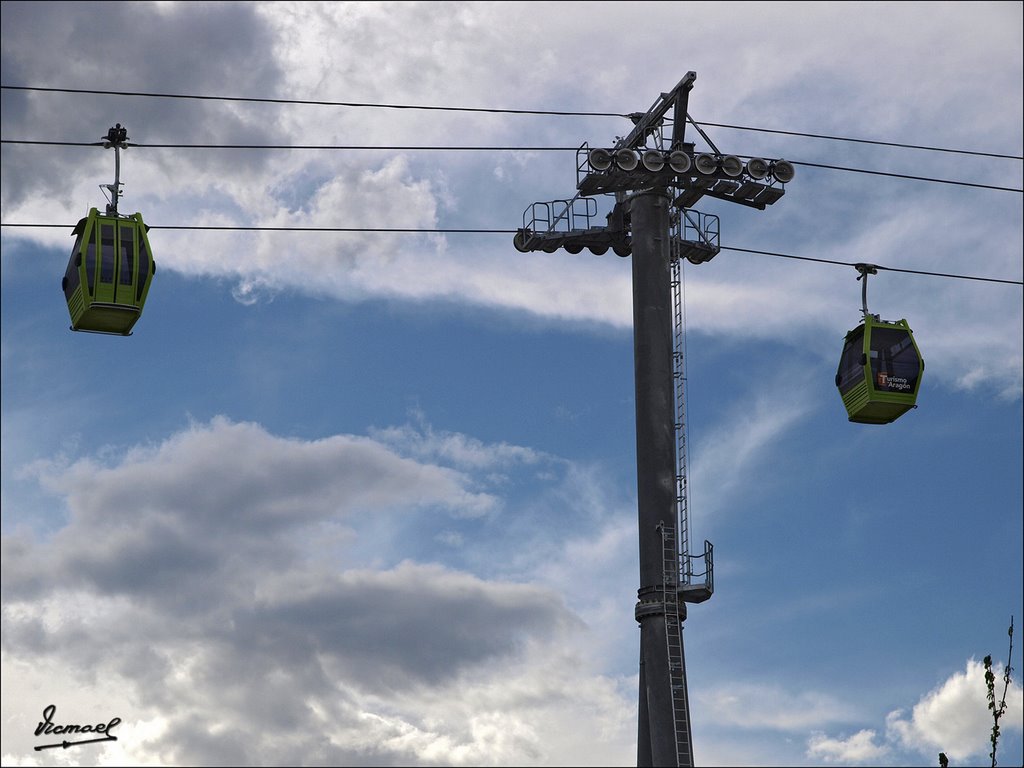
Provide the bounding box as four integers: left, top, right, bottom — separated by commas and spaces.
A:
4, 561, 569, 764
1, 1, 286, 209
0, 417, 578, 765
2, 559, 573, 766
2, 418, 496, 602
237, 563, 569, 688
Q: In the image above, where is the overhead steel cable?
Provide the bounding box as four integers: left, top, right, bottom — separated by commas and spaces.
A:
0, 139, 579, 151
692, 120, 1024, 161
2, 139, 1020, 193
0, 85, 617, 118
2, 221, 1020, 286
779, 160, 1021, 193
2, 84, 1021, 161
0, 223, 513, 234
719, 246, 1023, 286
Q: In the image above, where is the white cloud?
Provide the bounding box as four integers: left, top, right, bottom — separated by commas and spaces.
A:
369, 414, 545, 470
690, 374, 814, 526
801, 657, 1024, 766
335, 645, 636, 767
0, 416, 641, 765
3, 1, 1019, 398
886, 658, 1024, 763
807, 729, 888, 764
697, 682, 858, 731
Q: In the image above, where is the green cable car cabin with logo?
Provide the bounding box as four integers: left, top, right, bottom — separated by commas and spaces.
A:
62, 207, 156, 335
835, 314, 924, 424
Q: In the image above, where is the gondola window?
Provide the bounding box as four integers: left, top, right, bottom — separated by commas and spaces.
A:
869, 327, 920, 393
836, 326, 865, 394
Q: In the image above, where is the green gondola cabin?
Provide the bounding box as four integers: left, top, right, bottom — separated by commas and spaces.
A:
62, 207, 155, 335
835, 314, 924, 424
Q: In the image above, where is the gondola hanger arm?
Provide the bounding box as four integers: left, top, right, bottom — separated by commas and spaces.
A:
101, 124, 129, 215
854, 263, 878, 319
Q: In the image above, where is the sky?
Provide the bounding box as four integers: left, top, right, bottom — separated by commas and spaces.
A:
1, 1, 1022, 766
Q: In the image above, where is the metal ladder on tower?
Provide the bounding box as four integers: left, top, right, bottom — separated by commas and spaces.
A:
660, 215, 717, 767
671, 228, 692, 588
660, 520, 692, 767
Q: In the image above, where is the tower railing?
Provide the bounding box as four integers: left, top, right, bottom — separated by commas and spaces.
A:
521, 195, 598, 236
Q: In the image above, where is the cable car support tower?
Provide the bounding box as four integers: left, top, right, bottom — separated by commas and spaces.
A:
513, 72, 794, 766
